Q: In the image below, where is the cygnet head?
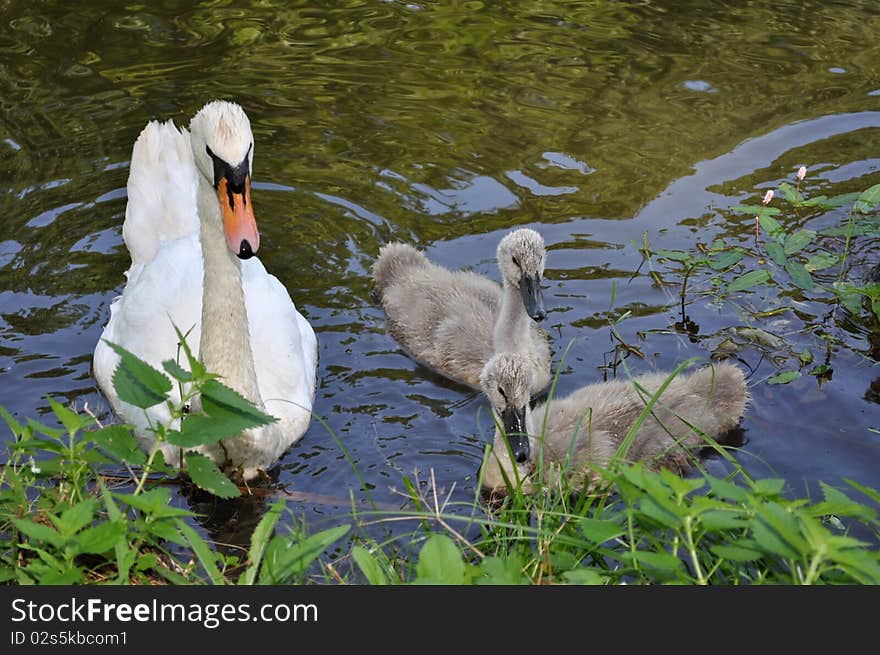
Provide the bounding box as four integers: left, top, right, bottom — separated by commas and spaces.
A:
189, 100, 259, 259
496, 228, 547, 322
480, 353, 534, 465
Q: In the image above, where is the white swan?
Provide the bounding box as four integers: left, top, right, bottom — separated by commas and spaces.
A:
93, 101, 317, 481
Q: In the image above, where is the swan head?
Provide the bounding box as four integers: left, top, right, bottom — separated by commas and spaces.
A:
497, 228, 547, 322
189, 101, 260, 259
480, 353, 535, 479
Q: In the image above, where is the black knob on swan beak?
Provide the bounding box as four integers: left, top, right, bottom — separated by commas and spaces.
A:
238, 239, 254, 260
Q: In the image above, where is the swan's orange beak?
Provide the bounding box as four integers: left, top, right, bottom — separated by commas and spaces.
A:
217, 176, 259, 259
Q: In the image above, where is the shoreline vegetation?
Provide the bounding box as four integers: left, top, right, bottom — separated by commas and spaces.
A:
1, 174, 879, 585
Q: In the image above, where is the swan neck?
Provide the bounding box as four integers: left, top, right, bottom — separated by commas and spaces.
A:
493, 280, 531, 354
196, 175, 263, 406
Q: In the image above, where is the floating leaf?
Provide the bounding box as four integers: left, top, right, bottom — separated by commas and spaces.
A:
708, 249, 744, 271
655, 249, 692, 263
728, 269, 771, 292
184, 452, 240, 499
783, 229, 815, 255
853, 183, 880, 214
764, 241, 787, 266
759, 213, 786, 242
784, 260, 814, 291
777, 182, 797, 203
805, 253, 839, 272
104, 340, 172, 409
91, 425, 146, 465
799, 349, 814, 365
731, 205, 781, 216
767, 371, 801, 385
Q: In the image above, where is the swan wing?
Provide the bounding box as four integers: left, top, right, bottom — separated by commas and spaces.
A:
122, 119, 199, 265
243, 257, 318, 445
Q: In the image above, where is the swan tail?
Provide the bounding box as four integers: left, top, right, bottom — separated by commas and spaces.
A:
123, 119, 199, 265
371, 242, 429, 293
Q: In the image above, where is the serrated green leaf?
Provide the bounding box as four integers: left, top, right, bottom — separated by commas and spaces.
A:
46, 397, 93, 435
258, 525, 351, 585
708, 249, 745, 271
352, 546, 389, 585
784, 260, 814, 290
0, 405, 23, 438
116, 487, 193, 519
240, 500, 285, 585
579, 518, 624, 544
162, 359, 193, 382
759, 213, 786, 242
698, 509, 750, 531
91, 425, 146, 465
11, 518, 63, 548
767, 371, 801, 385
783, 229, 815, 255
414, 534, 467, 584
710, 543, 763, 562
751, 478, 786, 496
185, 452, 240, 499
74, 521, 127, 555
707, 476, 748, 502
53, 498, 97, 537
805, 253, 839, 272
623, 550, 685, 574
854, 183, 880, 214
104, 340, 172, 409
728, 269, 771, 292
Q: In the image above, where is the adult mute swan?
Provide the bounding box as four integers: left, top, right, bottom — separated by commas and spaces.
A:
479, 354, 749, 493
93, 100, 317, 481
371, 228, 552, 395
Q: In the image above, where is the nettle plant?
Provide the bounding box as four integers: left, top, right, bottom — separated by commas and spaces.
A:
648, 168, 880, 380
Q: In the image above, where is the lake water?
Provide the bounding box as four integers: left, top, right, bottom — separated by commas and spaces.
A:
1, 0, 878, 549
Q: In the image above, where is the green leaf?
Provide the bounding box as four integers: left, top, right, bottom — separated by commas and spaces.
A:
708, 249, 744, 271
784, 260, 814, 291
184, 452, 240, 499
258, 525, 351, 585
764, 241, 787, 266
710, 543, 763, 562
698, 509, 750, 530
728, 269, 771, 293
799, 349, 814, 365
622, 550, 685, 574
655, 249, 692, 263
777, 182, 797, 203
74, 521, 127, 555
752, 478, 786, 497
352, 546, 389, 585
579, 518, 624, 544
11, 518, 63, 548
116, 487, 193, 519
731, 205, 781, 216
414, 534, 467, 584
0, 405, 23, 438
46, 397, 93, 435
240, 499, 285, 585
104, 340, 172, 409
707, 476, 748, 502
91, 425, 146, 465
162, 359, 193, 382
176, 519, 226, 585
561, 568, 605, 585
169, 380, 277, 448
805, 252, 838, 272
767, 371, 800, 385
854, 183, 880, 214
753, 502, 808, 558
759, 213, 786, 241
53, 498, 97, 537
475, 556, 527, 585
783, 229, 815, 255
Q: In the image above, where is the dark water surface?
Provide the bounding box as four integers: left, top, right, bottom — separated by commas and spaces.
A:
1, 1, 878, 548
